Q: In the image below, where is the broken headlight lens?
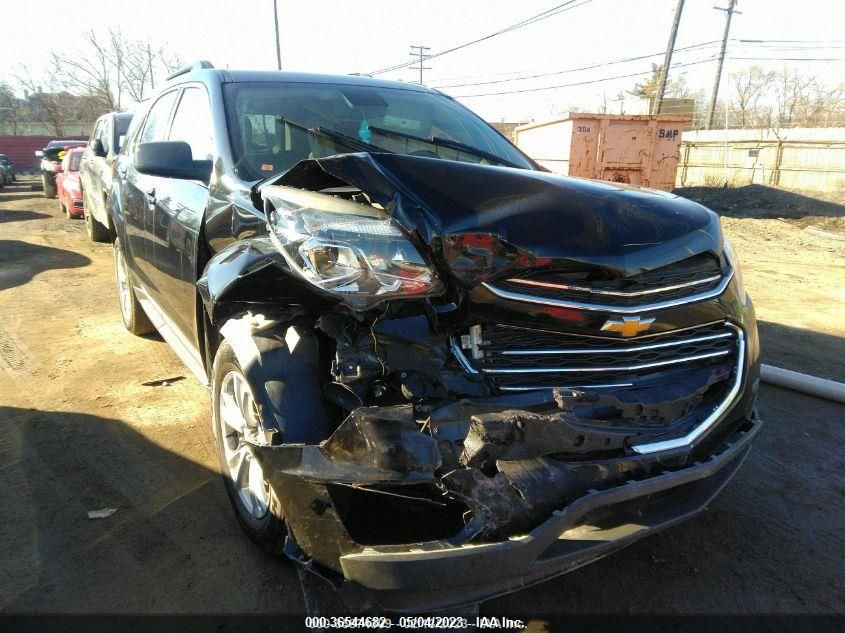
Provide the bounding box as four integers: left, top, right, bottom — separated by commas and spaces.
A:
264, 186, 442, 309
722, 236, 747, 302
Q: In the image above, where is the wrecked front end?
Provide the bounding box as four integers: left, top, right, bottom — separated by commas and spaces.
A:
198, 153, 761, 611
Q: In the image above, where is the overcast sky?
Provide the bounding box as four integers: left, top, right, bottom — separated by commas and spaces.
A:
1, 0, 842, 122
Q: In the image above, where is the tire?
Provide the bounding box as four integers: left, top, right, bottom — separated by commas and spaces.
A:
113, 238, 155, 335
59, 199, 68, 217
211, 340, 287, 552
85, 202, 110, 242
42, 173, 57, 198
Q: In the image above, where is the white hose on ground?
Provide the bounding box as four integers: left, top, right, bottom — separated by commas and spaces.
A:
761, 364, 845, 404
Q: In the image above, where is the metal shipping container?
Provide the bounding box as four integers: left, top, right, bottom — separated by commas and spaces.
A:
514, 113, 690, 191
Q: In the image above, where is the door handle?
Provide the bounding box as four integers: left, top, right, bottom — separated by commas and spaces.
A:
144, 187, 156, 204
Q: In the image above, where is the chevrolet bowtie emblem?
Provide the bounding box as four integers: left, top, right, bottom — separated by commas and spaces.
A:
601, 315, 655, 337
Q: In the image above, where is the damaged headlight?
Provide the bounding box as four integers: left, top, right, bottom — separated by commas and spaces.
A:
722, 236, 747, 302
263, 185, 443, 309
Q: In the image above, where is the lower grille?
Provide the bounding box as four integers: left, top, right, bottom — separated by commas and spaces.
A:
456, 321, 739, 392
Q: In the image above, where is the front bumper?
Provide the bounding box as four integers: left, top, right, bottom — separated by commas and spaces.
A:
256, 407, 760, 612
334, 416, 761, 611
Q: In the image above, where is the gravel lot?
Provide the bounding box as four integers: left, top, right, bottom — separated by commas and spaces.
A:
1, 178, 843, 616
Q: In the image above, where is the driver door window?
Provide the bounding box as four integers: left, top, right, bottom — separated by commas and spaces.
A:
168, 87, 214, 161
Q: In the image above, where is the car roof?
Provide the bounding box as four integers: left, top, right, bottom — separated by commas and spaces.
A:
171, 68, 441, 95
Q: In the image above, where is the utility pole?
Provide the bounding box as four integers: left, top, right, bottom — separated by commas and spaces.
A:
653, 0, 686, 115
409, 45, 431, 85
705, 0, 739, 129
273, 0, 282, 70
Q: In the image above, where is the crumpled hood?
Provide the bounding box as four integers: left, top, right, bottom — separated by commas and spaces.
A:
273, 152, 722, 280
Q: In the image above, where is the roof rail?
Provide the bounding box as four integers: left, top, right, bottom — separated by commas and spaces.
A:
166, 60, 215, 81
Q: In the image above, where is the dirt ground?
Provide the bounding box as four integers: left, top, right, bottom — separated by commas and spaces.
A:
0, 178, 843, 616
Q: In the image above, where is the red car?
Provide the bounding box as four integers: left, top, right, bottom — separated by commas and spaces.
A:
55, 148, 86, 218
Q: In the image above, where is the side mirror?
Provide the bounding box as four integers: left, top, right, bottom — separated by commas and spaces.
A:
134, 141, 212, 183
92, 138, 107, 158
35, 150, 44, 157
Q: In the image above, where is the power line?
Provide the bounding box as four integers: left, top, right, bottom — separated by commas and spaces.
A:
365, 0, 593, 77
451, 57, 715, 98
729, 56, 843, 61
432, 41, 718, 90
426, 39, 841, 87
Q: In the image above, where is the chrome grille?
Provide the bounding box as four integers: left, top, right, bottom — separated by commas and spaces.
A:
484, 253, 731, 313
456, 321, 739, 392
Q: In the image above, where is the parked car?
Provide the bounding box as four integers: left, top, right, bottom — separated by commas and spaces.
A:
80, 111, 133, 241
110, 62, 761, 613
0, 154, 16, 184
36, 139, 86, 198
55, 147, 86, 218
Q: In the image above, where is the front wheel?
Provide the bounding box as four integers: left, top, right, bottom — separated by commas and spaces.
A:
212, 340, 287, 552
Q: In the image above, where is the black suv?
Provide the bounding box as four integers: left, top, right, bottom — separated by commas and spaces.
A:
110, 61, 761, 613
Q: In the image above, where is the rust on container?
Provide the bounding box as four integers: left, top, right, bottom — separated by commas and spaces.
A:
514, 113, 690, 191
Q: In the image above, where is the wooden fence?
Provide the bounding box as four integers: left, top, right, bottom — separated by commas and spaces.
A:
676, 138, 845, 191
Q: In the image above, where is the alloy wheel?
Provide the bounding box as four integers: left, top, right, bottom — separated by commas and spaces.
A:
218, 370, 270, 520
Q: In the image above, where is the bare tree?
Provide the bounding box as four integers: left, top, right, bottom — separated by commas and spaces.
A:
44, 27, 181, 112
13, 63, 75, 135
0, 81, 23, 133
729, 66, 774, 128
799, 79, 845, 127
121, 39, 182, 103
772, 67, 815, 128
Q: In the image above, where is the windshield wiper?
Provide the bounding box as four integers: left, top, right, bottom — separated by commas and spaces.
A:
276, 117, 390, 154
366, 125, 522, 168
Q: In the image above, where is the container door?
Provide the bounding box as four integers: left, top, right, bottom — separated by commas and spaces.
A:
650, 122, 684, 190
595, 120, 653, 187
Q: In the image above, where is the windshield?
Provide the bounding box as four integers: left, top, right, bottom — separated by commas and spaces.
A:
223, 81, 534, 180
